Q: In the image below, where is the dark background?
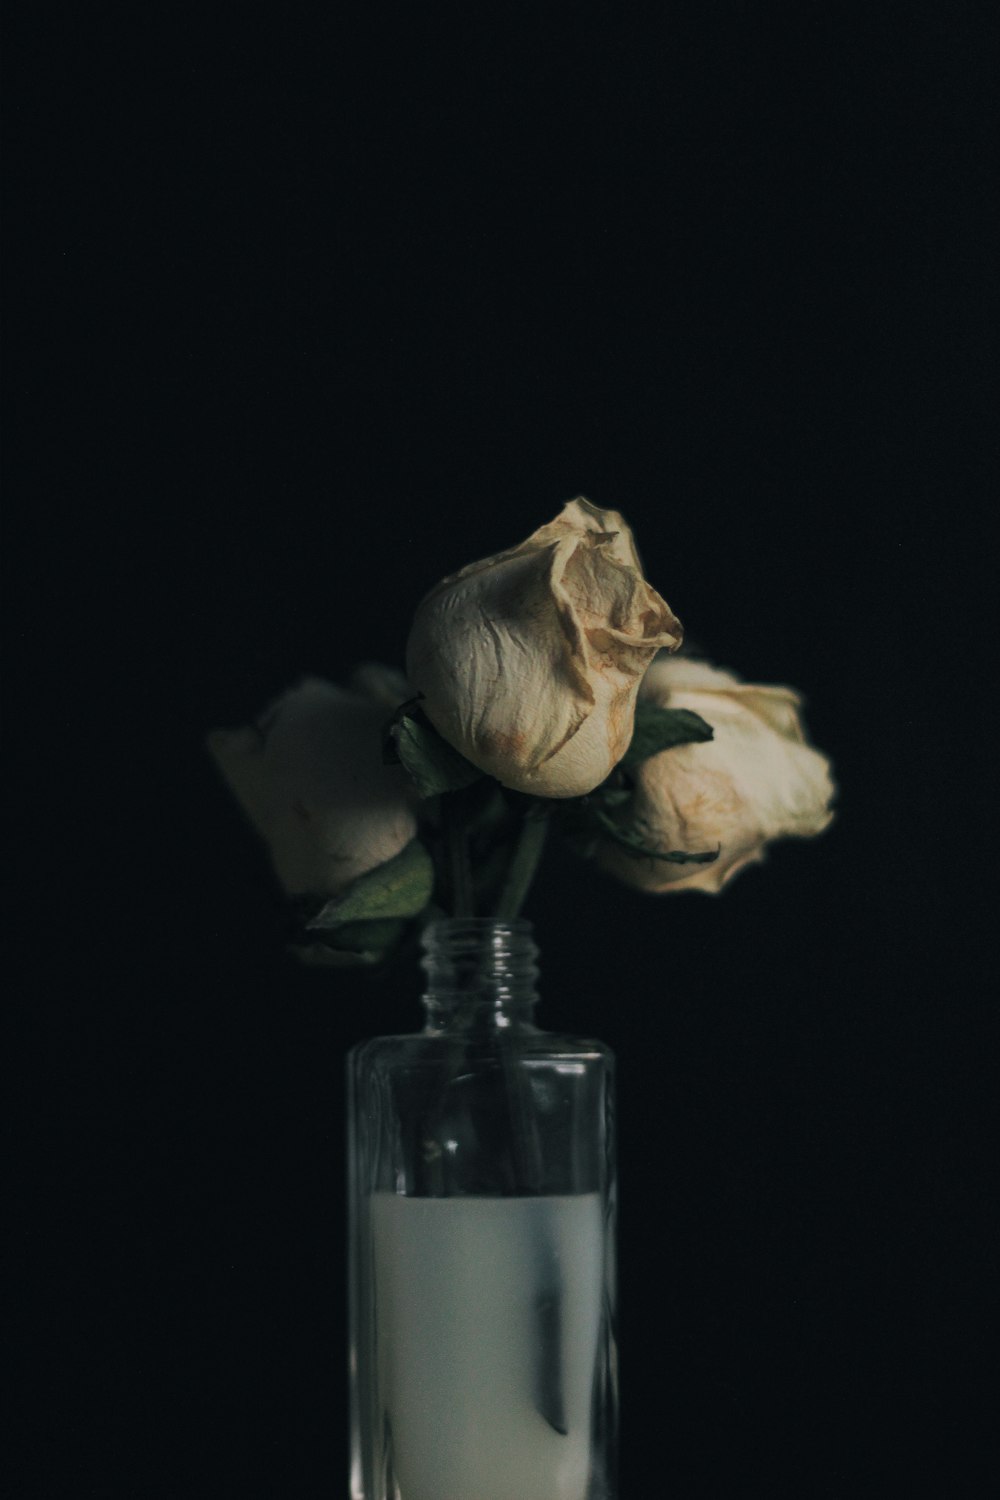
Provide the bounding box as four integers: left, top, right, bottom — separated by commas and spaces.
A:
6, 5, 993, 1496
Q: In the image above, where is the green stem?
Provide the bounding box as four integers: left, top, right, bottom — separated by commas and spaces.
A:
495, 802, 550, 920
444, 790, 475, 918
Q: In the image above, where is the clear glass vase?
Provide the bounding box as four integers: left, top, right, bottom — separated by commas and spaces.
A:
347, 917, 618, 1500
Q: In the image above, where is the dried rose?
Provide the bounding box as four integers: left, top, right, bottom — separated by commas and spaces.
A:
207, 673, 418, 897
405, 497, 681, 799
598, 656, 835, 893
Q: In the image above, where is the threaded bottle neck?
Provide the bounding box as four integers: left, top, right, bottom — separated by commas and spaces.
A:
420, 918, 540, 1032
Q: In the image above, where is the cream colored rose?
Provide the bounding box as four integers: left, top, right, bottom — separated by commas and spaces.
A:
207, 673, 419, 897
598, 656, 835, 893
405, 497, 682, 798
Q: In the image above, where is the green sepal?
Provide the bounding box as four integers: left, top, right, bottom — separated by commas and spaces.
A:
305, 838, 434, 930
621, 704, 713, 770
384, 700, 483, 798
592, 804, 719, 865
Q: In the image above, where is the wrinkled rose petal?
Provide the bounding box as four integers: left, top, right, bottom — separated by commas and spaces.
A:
405, 497, 682, 798
598, 655, 835, 894
207, 674, 419, 897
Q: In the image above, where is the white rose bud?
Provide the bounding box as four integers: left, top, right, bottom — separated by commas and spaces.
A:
598, 656, 835, 894
405, 497, 682, 798
207, 673, 419, 897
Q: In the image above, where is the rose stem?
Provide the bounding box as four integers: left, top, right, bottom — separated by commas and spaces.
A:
494, 802, 550, 920
444, 789, 475, 918
493, 800, 564, 1428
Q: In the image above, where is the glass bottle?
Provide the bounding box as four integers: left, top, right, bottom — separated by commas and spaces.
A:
347, 917, 618, 1500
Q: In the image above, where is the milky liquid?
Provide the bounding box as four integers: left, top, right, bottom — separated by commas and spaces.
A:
371, 1192, 605, 1500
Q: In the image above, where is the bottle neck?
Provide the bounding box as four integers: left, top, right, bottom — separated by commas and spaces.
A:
420, 918, 540, 1034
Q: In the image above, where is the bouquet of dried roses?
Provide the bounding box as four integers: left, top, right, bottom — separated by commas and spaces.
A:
208, 496, 835, 1500
208, 497, 834, 965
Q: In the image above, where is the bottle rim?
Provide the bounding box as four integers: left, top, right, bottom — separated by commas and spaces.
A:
423, 916, 533, 940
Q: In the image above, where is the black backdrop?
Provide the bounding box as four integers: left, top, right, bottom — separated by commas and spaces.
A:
6, 6, 993, 1497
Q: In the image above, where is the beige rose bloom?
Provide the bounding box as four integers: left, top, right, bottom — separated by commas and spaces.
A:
405, 497, 682, 798
598, 656, 835, 893
207, 672, 418, 897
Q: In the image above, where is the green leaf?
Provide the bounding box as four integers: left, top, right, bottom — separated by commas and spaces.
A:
290, 914, 409, 968
592, 804, 720, 865
385, 702, 483, 798
324, 918, 407, 954
305, 838, 434, 930
621, 704, 714, 769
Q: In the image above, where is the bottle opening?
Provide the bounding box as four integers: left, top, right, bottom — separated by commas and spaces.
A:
421, 918, 540, 1022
